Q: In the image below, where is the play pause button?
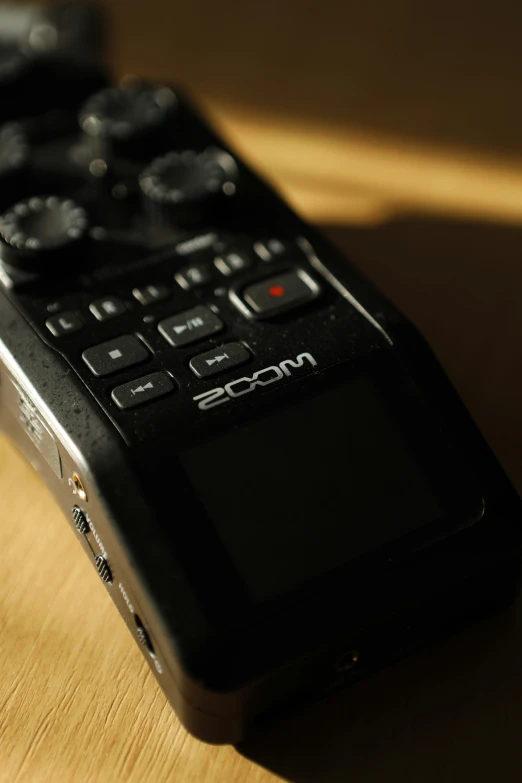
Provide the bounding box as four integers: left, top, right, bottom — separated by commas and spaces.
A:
158, 305, 223, 347
111, 372, 175, 410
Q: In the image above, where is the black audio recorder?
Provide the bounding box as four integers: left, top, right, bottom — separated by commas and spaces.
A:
0, 1, 521, 744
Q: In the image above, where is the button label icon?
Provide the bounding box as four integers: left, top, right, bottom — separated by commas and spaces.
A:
90, 296, 127, 321
186, 268, 204, 284
132, 283, 169, 306
206, 353, 229, 366
189, 343, 250, 378
111, 372, 175, 410
46, 311, 83, 337
173, 317, 205, 336
131, 382, 154, 395
175, 263, 213, 289
82, 336, 149, 377
214, 249, 252, 276
188, 317, 204, 329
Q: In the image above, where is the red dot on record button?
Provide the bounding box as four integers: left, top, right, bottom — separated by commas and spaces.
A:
269, 285, 285, 298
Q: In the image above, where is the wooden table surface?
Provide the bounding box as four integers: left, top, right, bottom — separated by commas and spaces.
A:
3, 2, 522, 781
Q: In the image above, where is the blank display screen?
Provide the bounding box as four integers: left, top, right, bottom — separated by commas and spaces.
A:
180, 375, 469, 602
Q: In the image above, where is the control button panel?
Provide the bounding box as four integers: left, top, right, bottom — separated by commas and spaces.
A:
235, 269, 320, 318
158, 305, 223, 347
189, 342, 250, 378
7, 219, 329, 434
112, 372, 175, 410
82, 335, 149, 377
46, 311, 83, 337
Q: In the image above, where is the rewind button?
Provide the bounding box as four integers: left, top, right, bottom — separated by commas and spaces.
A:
189, 342, 251, 378
111, 372, 175, 410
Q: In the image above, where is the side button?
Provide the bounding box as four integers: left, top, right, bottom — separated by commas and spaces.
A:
95, 555, 113, 584
134, 614, 155, 656
72, 506, 90, 535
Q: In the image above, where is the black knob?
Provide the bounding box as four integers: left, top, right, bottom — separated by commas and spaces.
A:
78, 82, 177, 162
139, 148, 238, 225
0, 195, 89, 271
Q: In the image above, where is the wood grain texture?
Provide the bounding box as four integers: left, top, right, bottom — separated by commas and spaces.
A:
0, 439, 279, 783
3, 1, 522, 781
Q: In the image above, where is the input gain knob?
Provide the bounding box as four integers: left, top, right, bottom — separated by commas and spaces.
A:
139, 148, 237, 224
0, 195, 88, 270
78, 82, 177, 161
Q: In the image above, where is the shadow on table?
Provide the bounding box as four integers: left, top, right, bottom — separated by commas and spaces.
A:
239, 600, 522, 783
323, 216, 522, 494
238, 214, 522, 782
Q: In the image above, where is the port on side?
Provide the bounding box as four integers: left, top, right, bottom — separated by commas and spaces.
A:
71, 472, 87, 501
335, 649, 360, 674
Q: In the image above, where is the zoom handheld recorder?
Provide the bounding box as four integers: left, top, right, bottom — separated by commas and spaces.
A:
0, 0, 521, 744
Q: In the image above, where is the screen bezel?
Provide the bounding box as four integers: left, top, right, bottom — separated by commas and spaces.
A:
164, 351, 485, 628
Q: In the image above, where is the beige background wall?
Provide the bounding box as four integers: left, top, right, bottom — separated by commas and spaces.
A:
97, 0, 522, 158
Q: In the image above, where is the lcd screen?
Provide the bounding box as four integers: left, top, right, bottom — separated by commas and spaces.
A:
180, 373, 477, 601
